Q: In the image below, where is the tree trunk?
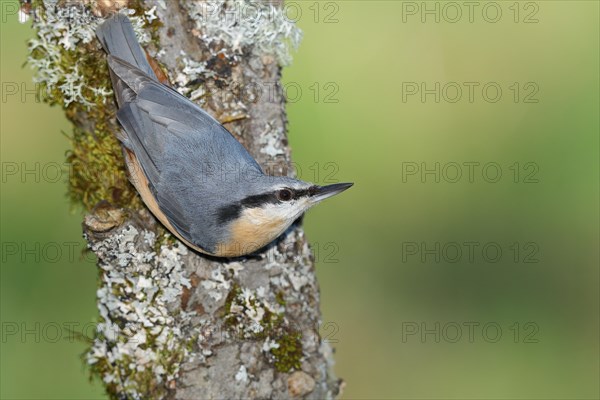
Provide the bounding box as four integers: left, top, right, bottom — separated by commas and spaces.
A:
25, 0, 341, 398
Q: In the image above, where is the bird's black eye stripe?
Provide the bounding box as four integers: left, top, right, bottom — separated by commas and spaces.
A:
240, 193, 279, 208
234, 186, 319, 214
293, 186, 318, 198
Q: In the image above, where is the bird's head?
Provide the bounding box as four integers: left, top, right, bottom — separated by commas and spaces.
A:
214, 177, 353, 256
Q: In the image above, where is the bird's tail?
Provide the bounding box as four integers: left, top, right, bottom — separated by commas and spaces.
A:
96, 14, 156, 80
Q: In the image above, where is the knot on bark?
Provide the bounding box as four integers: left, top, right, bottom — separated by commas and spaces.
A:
84, 200, 126, 233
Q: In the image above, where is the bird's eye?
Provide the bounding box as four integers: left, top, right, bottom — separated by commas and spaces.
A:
277, 189, 293, 202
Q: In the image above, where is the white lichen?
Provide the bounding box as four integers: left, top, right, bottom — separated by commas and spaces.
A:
58, 64, 94, 107
200, 264, 232, 302
86, 225, 197, 398
27, 0, 102, 107
225, 261, 245, 276
145, 5, 158, 23
125, 8, 152, 46
287, 271, 310, 292
259, 124, 286, 157
184, 0, 302, 66
235, 365, 249, 383
27, 1, 152, 108
262, 338, 280, 352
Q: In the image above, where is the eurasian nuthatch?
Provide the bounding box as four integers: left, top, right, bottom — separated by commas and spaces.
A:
96, 15, 352, 257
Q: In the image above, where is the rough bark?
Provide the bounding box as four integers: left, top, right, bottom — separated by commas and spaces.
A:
25, 0, 341, 398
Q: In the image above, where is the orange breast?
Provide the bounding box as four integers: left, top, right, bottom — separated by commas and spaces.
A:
214, 207, 287, 257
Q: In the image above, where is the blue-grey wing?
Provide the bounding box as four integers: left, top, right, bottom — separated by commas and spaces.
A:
107, 56, 263, 246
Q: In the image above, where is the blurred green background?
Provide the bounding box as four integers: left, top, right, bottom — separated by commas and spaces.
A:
1, 1, 598, 399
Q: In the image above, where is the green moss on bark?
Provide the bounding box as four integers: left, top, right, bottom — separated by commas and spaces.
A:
222, 285, 303, 373
272, 330, 303, 373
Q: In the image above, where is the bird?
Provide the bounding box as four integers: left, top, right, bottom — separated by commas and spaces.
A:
95, 14, 353, 257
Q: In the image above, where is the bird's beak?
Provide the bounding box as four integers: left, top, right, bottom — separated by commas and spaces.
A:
309, 182, 354, 204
